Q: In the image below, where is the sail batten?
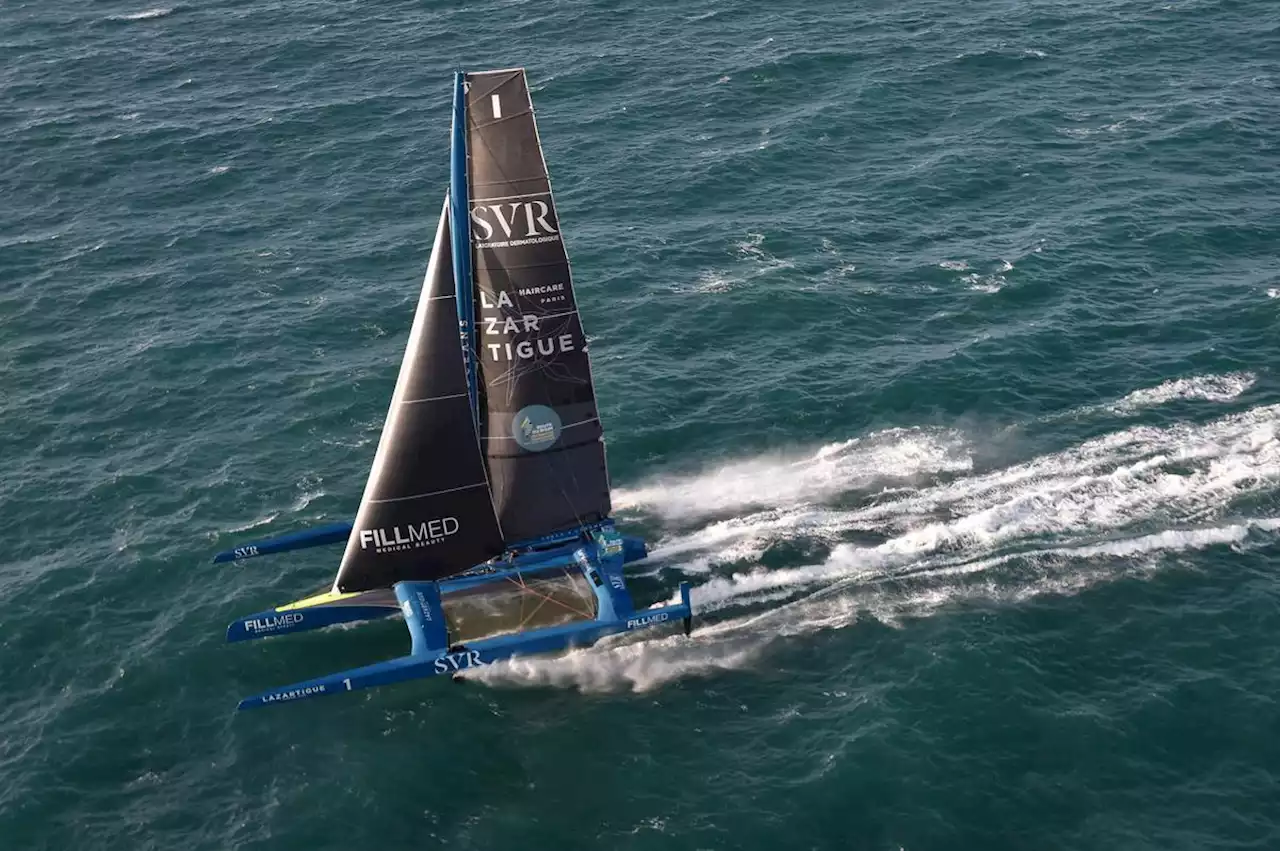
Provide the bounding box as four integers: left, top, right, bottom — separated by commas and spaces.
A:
367, 481, 491, 504
464, 68, 612, 543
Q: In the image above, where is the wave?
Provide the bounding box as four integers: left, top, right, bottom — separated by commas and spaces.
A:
107, 7, 172, 21
1105, 371, 1255, 415
225, 513, 277, 534
673, 232, 795, 295
292, 490, 325, 512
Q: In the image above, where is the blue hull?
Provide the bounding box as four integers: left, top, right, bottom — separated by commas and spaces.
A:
212, 522, 352, 563
214, 521, 648, 565
228, 521, 693, 710
238, 581, 692, 710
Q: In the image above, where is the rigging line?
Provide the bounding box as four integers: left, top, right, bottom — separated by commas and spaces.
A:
445, 161, 503, 537
520, 72, 613, 505
503, 570, 594, 621
469, 112, 531, 131
465, 75, 537, 409
473, 262, 572, 275
468, 191, 551, 203
482, 425, 600, 445
566, 564, 598, 610
466, 69, 522, 104
516, 587, 553, 630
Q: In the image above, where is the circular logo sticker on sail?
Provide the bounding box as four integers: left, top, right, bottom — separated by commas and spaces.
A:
512, 405, 562, 452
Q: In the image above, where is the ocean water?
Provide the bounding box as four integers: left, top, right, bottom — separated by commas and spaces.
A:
3, 0, 1279, 848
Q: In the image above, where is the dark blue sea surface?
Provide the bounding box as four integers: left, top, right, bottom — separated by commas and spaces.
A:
3, 0, 1279, 848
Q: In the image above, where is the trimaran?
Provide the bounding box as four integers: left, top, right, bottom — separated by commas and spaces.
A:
218, 69, 693, 710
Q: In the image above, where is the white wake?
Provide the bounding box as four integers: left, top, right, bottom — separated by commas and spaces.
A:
466, 375, 1277, 692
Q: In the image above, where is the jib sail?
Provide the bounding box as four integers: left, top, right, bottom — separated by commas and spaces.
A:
333, 201, 505, 592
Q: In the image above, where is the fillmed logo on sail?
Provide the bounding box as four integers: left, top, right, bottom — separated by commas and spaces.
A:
359, 518, 460, 554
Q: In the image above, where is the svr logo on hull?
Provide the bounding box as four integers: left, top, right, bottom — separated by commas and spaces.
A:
626, 612, 670, 630
434, 650, 486, 674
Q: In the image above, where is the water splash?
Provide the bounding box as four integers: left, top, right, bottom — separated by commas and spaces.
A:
474, 388, 1280, 692
614, 426, 972, 523
1105, 371, 1255, 414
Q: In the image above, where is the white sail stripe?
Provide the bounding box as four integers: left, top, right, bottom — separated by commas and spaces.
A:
481, 417, 600, 440
400, 393, 466, 405
368, 482, 490, 504
526, 308, 580, 322
469, 190, 551, 203
427, 293, 455, 301
476, 307, 580, 322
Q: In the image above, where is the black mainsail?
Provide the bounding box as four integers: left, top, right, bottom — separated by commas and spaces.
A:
333, 201, 505, 592
465, 68, 612, 543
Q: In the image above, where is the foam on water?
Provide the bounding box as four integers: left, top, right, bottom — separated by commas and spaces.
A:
107, 7, 172, 20
473, 385, 1280, 692
1106, 371, 1256, 414
470, 515, 1279, 692
225, 514, 278, 534
614, 426, 972, 523
665, 400, 1280, 598
673, 231, 795, 294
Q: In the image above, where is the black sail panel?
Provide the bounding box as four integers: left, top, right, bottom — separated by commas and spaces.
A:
334, 201, 504, 592
465, 68, 612, 543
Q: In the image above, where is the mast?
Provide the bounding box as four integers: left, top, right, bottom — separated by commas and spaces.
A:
449, 71, 479, 424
